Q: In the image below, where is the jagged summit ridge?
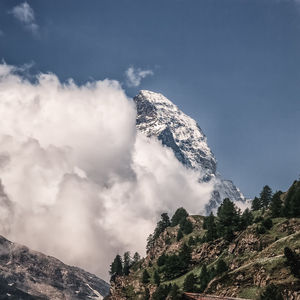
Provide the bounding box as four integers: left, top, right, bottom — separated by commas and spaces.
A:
134, 90, 245, 211
135, 90, 216, 179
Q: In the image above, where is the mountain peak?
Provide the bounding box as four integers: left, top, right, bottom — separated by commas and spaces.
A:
138, 90, 174, 106
134, 90, 216, 176
133, 90, 245, 211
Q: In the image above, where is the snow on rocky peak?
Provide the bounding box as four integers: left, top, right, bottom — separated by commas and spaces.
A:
133, 90, 245, 212
134, 90, 216, 179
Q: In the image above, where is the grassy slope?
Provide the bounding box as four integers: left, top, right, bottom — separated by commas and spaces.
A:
146, 216, 300, 298
110, 215, 300, 299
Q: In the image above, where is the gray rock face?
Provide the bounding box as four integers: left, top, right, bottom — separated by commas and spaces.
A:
0, 235, 109, 300
133, 90, 245, 212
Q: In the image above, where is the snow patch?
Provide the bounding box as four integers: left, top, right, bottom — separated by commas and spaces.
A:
86, 284, 103, 300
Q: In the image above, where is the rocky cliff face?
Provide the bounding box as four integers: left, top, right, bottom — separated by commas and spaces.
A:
134, 90, 245, 212
0, 235, 109, 299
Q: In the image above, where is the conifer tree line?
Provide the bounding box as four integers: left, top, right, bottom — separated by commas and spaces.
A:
252, 181, 300, 218
156, 243, 192, 280
109, 251, 140, 280
108, 179, 300, 298
147, 207, 193, 252
203, 198, 254, 242
203, 180, 300, 242
110, 179, 300, 281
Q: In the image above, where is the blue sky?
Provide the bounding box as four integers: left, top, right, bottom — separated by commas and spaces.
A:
0, 0, 299, 198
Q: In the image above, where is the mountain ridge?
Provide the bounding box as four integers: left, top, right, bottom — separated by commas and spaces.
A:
133, 90, 245, 212
0, 235, 110, 299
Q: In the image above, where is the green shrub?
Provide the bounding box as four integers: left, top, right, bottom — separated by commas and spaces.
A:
171, 207, 189, 226
152, 285, 172, 300
256, 225, 266, 234
180, 218, 193, 234
262, 218, 273, 230
254, 216, 263, 223
142, 269, 150, 284
157, 253, 167, 266
176, 229, 183, 241
169, 284, 182, 300
183, 273, 197, 292
259, 284, 283, 300
216, 259, 228, 275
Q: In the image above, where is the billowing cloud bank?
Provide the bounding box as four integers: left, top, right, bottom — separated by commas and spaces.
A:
0, 63, 213, 280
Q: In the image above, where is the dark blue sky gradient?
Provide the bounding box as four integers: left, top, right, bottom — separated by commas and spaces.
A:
0, 0, 299, 197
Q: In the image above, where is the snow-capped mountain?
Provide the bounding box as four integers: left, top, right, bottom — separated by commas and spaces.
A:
134, 90, 245, 212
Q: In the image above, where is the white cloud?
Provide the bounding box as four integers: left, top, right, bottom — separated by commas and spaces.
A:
0, 63, 213, 280
125, 66, 153, 87
10, 2, 38, 35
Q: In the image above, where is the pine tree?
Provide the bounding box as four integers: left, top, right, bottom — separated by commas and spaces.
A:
251, 197, 261, 211
199, 264, 209, 292
270, 191, 283, 217
146, 234, 154, 253
154, 213, 171, 239
204, 212, 218, 241
179, 243, 192, 271
162, 254, 182, 280
154, 270, 161, 286
283, 181, 300, 218
160, 212, 171, 228
262, 218, 273, 230
216, 259, 228, 275
217, 198, 240, 240
123, 251, 131, 276
260, 185, 272, 208
169, 284, 182, 300
291, 185, 300, 217
183, 273, 197, 292
157, 253, 167, 266
284, 247, 300, 278
209, 266, 216, 279
224, 227, 235, 241
240, 208, 254, 230
109, 254, 123, 276
180, 218, 193, 235
171, 207, 189, 226
133, 252, 140, 264
152, 285, 171, 300
142, 269, 150, 284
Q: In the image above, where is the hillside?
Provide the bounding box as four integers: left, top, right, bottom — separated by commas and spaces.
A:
0, 235, 110, 299
106, 181, 300, 300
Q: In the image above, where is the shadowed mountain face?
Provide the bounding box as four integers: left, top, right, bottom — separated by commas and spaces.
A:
134, 90, 245, 212
0, 235, 109, 300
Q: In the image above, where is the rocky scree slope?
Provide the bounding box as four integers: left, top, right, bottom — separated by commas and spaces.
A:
0, 235, 109, 299
134, 90, 245, 212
